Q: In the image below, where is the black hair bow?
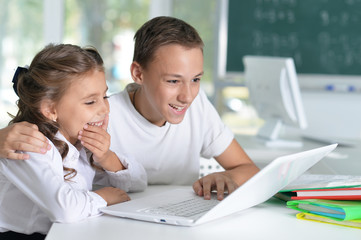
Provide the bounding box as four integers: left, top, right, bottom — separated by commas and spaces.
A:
12, 66, 28, 96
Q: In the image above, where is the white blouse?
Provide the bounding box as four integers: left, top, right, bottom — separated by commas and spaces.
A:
0, 132, 147, 235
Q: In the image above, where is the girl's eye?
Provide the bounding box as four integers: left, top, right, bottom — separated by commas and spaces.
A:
85, 101, 95, 105
193, 78, 201, 83
104, 95, 110, 99
168, 80, 178, 84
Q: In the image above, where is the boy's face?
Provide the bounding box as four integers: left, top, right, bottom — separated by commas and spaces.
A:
138, 44, 204, 126
54, 70, 109, 144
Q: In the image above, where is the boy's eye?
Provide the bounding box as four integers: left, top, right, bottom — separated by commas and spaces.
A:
104, 95, 110, 99
85, 101, 95, 105
168, 80, 178, 84
193, 78, 201, 82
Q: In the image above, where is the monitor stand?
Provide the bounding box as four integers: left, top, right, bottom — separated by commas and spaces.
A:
256, 118, 303, 148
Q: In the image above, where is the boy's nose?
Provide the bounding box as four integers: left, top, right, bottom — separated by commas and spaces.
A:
178, 84, 193, 103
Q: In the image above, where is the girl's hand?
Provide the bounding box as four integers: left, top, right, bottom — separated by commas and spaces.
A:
79, 115, 111, 161
95, 187, 130, 205
192, 172, 238, 201
78, 115, 124, 172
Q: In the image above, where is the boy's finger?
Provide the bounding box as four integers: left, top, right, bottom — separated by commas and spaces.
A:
5, 152, 30, 160
215, 180, 225, 200
192, 181, 203, 196
201, 178, 212, 200
13, 142, 50, 155
13, 122, 48, 145
14, 137, 50, 151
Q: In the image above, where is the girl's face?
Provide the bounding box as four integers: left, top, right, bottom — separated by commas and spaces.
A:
54, 70, 109, 144
136, 44, 204, 127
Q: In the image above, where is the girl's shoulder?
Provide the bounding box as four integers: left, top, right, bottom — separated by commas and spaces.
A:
25, 137, 62, 164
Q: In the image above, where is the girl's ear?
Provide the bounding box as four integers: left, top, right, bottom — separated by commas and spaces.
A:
40, 100, 57, 122
130, 61, 144, 85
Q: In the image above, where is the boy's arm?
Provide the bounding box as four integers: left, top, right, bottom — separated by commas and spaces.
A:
0, 122, 51, 160
193, 139, 260, 200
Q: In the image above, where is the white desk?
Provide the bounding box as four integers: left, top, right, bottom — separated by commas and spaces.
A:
46, 136, 361, 240
46, 185, 361, 240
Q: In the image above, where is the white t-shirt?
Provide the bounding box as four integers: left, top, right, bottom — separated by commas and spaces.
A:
0, 132, 146, 234
108, 84, 234, 185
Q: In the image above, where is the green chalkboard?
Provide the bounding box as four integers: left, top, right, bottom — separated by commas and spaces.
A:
227, 0, 361, 75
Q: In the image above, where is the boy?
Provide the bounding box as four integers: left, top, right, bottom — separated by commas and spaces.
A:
0, 16, 259, 200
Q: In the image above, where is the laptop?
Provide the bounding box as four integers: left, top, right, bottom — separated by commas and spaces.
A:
101, 144, 337, 226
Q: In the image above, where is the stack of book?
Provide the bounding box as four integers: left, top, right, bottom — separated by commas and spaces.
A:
277, 174, 361, 229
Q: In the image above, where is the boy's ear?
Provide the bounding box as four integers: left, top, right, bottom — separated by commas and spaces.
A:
130, 61, 144, 85
40, 100, 57, 122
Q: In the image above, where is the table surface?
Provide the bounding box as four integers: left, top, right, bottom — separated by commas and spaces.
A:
46, 136, 361, 239
46, 185, 361, 240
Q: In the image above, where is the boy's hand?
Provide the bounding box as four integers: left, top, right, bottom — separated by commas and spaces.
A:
192, 172, 238, 201
0, 122, 51, 160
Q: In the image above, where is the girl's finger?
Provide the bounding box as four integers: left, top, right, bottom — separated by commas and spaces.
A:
101, 114, 109, 131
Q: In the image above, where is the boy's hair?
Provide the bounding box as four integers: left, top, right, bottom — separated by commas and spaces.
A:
10, 43, 104, 179
133, 16, 204, 68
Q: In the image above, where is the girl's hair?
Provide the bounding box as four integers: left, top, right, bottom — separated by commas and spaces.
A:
133, 16, 204, 69
10, 43, 104, 179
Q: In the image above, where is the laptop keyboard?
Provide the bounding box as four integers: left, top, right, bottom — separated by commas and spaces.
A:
140, 197, 219, 217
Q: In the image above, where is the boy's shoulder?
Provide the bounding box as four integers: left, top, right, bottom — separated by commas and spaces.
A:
108, 88, 129, 106
189, 88, 213, 112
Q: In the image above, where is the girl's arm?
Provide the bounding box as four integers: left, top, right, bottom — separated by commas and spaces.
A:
93, 152, 148, 192
0, 147, 107, 223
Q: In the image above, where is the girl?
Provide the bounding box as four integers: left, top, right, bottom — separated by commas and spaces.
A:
0, 44, 146, 239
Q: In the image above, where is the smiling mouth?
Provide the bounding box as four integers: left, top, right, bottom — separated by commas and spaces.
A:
87, 120, 104, 127
169, 103, 186, 112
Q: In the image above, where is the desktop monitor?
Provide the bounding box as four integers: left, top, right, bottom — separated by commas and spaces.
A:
243, 56, 307, 147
